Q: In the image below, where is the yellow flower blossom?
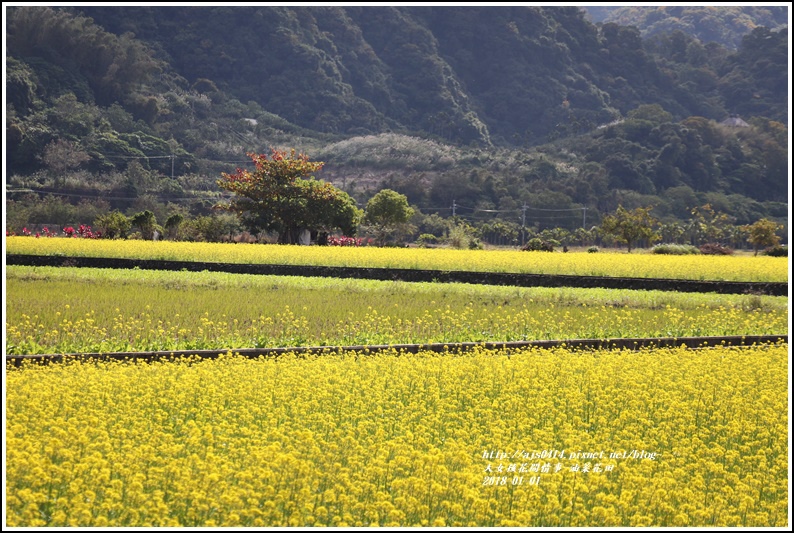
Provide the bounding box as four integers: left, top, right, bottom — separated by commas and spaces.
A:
6, 344, 787, 527
6, 236, 786, 282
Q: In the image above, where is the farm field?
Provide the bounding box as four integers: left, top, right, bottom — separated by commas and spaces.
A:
5, 240, 789, 527
5, 237, 789, 282
6, 344, 788, 527
5, 266, 788, 354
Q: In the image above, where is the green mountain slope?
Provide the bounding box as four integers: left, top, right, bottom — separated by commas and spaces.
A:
5, 5, 789, 239
583, 6, 788, 49
72, 6, 787, 143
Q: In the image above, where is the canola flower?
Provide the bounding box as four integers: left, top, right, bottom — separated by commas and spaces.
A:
6, 266, 787, 355
6, 237, 787, 282
6, 344, 788, 527
6, 300, 787, 355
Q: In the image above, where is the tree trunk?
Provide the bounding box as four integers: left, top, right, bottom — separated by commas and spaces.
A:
278, 227, 301, 244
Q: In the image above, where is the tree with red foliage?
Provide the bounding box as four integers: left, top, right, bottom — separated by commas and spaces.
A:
217, 149, 361, 244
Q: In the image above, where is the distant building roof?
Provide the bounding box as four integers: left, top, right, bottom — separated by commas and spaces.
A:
720, 114, 749, 127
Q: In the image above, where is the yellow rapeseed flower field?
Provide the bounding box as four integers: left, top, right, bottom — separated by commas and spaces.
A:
9, 266, 786, 355
6, 344, 788, 527
6, 237, 787, 282
6, 300, 787, 354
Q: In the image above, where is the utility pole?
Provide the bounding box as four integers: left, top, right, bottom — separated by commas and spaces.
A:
522, 203, 527, 246
452, 199, 456, 218
171, 154, 175, 180
582, 207, 587, 229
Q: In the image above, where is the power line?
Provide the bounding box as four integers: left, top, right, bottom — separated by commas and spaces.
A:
98, 154, 258, 165
456, 212, 575, 222
446, 202, 583, 214
523, 206, 584, 212
7, 189, 229, 202
101, 154, 174, 160
525, 214, 583, 220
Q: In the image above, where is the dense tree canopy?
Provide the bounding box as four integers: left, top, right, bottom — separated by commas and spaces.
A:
745, 218, 783, 256
217, 150, 361, 244
364, 189, 415, 245
600, 205, 659, 253
587, 6, 788, 50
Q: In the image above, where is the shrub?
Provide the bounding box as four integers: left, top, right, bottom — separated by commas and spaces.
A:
763, 245, 788, 257
587, 246, 599, 253
522, 238, 555, 252
652, 243, 700, 255
164, 213, 184, 240
327, 236, 362, 246
416, 234, 438, 247
63, 224, 100, 239
698, 243, 734, 255
94, 211, 131, 239
446, 224, 477, 250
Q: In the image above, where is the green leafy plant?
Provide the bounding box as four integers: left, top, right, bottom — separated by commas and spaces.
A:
600, 205, 659, 253
652, 243, 700, 255
522, 238, 555, 252
217, 150, 361, 244
364, 189, 415, 246
763, 245, 787, 257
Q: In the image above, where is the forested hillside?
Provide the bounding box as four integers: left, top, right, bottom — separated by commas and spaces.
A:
5, 5, 789, 244
584, 6, 788, 49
